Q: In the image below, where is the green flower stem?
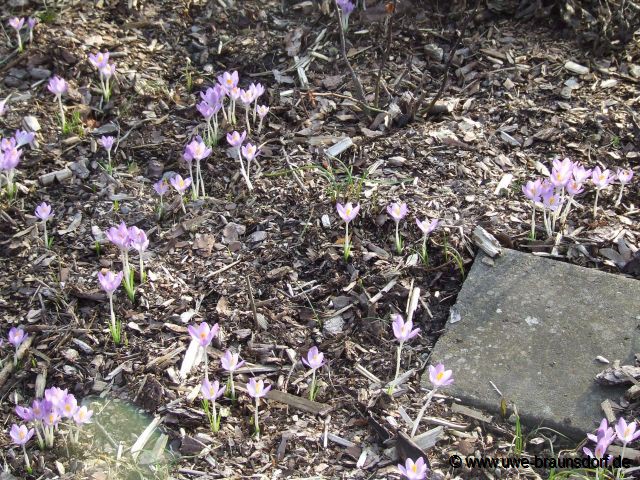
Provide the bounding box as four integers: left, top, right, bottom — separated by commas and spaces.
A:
254, 398, 260, 438
57, 96, 66, 130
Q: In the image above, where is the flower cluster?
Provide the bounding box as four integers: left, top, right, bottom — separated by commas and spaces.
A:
196, 72, 268, 142
11, 386, 93, 471
89, 51, 117, 102
523, 158, 634, 238
583, 417, 640, 464
335, 201, 440, 263
105, 221, 149, 307
1, 128, 34, 199
8, 17, 36, 52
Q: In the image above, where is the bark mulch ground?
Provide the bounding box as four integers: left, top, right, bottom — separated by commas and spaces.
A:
1, 0, 639, 478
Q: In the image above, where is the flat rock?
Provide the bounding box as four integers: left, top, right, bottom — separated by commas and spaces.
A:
429, 249, 640, 439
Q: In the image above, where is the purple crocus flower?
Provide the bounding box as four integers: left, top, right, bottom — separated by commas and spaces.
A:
196, 101, 215, 120
9, 17, 25, 31
14, 130, 35, 148
9, 424, 34, 446
27, 17, 37, 30
89, 51, 110, 69
550, 166, 572, 188
572, 164, 592, 184
542, 189, 563, 211
591, 166, 613, 189
221, 350, 245, 372
35, 202, 53, 221
302, 346, 324, 370
0, 147, 21, 170
0, 147, 21, 171
241, 143, 259, 162
257, 105, 269, 119
615, 168, 634, 207
184, 137, 212, 161
1, 137, 16, 152
615, 417, 640, 445
552, 157, 573, 173
522, 179, 542, 202
98, 270, 124, 296
226, 130, 246, 147
31, 400, 47, 421
228, 86, 241, 101
106, 222, 130, 250
239, 89, 253, 107
74, 406, 93, 425
8, 327, 27, 348
153, 179, 169, 197
170, 174, 191, 195
336, 202, 359, 223
201, 378, 225, 401
188, 322, 219, 347
44, 386, 68, 407
617, 169, 634, 185
337, 0, 355, 14
218, 71, 239, 91
392, 314, 420, 343
566, 180, 584, 196
101, 63, 116, 79
15, 406, 34, 422
43, 408, 61, 427
60, 393, 78, 418
128, 226, 148, 253
583, 438, 612, 460
200, 87, 222, 107
397, 457, 428, 480
47, 76, 67, 97
247, 378, 271, 399
100, 136, 115, 151
416, 218, 439, 236
387, 202, 408, 222
428, 363, 454, 387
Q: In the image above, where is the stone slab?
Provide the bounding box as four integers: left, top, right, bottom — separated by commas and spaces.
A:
429, 249, 640, 439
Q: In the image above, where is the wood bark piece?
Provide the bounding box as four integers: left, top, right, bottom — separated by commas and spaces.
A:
595, 365, 640, 385
625, 384, 640, 401
472, 225, 502, 258
0, 336, 33, 392
395, 431, 430, 468
264, 388, 332, 416
451, 403, 494, 423
39, 168, 73, 186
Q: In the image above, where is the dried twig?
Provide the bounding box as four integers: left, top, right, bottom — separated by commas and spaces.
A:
409, 0, 480, 121
333, 0, 367, 107
373, 0, 397, 108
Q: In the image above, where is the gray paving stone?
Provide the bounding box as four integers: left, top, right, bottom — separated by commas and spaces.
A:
429, 249, 640, 439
